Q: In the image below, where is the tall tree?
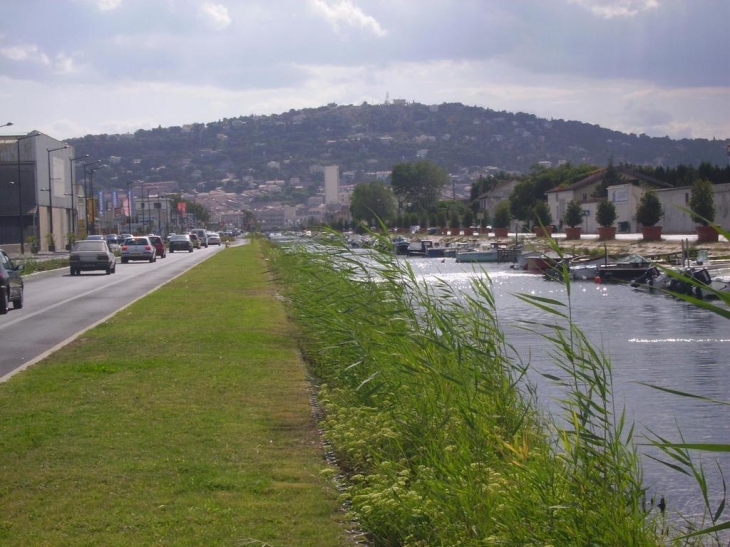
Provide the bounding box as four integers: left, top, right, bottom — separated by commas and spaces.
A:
350, 181, 397, 225
390, 160, 449, 212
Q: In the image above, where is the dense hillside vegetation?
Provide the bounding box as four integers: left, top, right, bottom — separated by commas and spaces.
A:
68, 102, 729, 193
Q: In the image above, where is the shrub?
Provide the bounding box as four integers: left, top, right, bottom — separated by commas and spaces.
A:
635, 191, 663, 227
689, 179, 716, 226
564, 199, 584, 228
532, 201, 553, 227
595, 199, 617, 227
493, 200, 511, 228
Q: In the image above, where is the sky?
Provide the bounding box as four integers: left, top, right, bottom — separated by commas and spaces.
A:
1, 0, 729, 142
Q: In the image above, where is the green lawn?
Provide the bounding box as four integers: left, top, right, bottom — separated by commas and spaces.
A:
0, 241, 345, 547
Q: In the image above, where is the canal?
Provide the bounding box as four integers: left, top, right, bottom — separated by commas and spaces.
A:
406, 256, 730, 521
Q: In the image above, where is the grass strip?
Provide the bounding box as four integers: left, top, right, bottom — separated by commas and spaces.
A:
0, 240, 345, 547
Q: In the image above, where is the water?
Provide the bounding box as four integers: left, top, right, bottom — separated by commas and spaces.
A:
406, 256, 730, 520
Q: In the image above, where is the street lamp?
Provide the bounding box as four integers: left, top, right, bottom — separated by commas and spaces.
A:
15, 131, 41, 254
46, 145, 69, 248
68, 154, 89, 237
0, 122, 12, 129
82, 160, 102, 235
87, 164, 106, 235
125, 180, 135, 234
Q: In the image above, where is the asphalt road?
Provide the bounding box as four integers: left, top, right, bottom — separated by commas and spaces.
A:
0, 242, 231, 382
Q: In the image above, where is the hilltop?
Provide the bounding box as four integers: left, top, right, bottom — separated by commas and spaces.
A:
69, 102, 730, 196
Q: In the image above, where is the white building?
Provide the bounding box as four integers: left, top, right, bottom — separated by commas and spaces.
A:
324, 165, 339, 204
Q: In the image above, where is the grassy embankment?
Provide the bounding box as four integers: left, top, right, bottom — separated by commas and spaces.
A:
268, 233, 686, 546
0, 241, 345, 547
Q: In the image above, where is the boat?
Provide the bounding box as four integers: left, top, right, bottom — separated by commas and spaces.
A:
596, 254, 655, 283
407, 239, 436, 257
392, 236, 410, 255
456, 242, 522, 263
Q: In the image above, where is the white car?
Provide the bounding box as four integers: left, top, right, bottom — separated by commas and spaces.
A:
121, 236, 156, 263
206, 232, 221, 246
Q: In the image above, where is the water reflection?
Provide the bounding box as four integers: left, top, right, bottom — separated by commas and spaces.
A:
407, 257, 730, 519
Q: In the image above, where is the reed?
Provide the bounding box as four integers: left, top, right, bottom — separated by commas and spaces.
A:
268, 231, 665, 545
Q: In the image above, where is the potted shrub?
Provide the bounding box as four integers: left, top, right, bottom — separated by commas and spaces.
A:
595, 199, 617, 240
532, 201, 554, 237
45, 232, 56, 252
26, 235, 39, 254
65, 233, 76, 251
563, 199, 584, 240
689, 179, 718, 243
492, 200, 511, 238
636, 190, 664, 241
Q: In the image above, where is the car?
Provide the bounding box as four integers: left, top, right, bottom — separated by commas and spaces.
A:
0, 249, 24, 314
69, 240, 117, 275
120, 233, 133, 242
106, 234, 121, 246
188, 233, 201, 249
121, 236, 156, 263
147, 234, 166, 258
86, 234, 105, 241
190, 228, 208, 248
206, 231, 221, 246
168, 234, 194, 253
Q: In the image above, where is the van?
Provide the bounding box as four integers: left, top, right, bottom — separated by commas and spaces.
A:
190, 229, 208, 248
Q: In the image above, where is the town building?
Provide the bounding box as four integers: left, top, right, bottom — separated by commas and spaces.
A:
0, 132, 83, 252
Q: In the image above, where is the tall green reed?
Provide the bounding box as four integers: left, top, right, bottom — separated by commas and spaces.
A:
267, 230, 663, 545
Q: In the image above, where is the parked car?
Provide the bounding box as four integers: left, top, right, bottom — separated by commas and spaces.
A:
206, 231, 221, 246
190, 228, 208, 248
121, 236, 156, 263
0, 249, 24, 314
168, 234, 194, 253
69, 240, 117, 275
147, 234, 166, 258
188, 233, 201, 249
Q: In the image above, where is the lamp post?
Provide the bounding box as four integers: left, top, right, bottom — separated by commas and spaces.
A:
0, 122, 12, 129
68, 155, 89, 238
82, 160, 101, 235
46, 145, 69, 248
15, 131, 40, 254
126, 180, 134, 234
87, 165, 106, 235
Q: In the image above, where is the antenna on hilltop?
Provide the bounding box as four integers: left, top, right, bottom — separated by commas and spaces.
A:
385, 91, 389, 105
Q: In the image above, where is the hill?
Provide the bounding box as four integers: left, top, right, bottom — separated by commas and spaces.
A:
68, 102, 730, 194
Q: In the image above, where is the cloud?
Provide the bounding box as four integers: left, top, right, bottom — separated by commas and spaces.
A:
96, 0, 124, 11
199, 2, 232, 30
567, 0, 659, 18
309, 0, 386, 36
0, 44, 50, 66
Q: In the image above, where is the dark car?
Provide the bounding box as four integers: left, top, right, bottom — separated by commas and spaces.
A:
106, 234, 120, 246
168, 234, 194, 253
69, 240, 117, 275
147, 234, 166, 258
0, 249, 24, 314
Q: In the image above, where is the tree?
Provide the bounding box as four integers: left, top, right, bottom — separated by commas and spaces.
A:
689, 179, 716, 226
635, 191, 663, 227
390, 160, 449, 212
350, 182, 397, 225
532, 201, 553, 227
509, 180, 536, 228
595, 199, 617, 227
493, 200, 511, 229
564, 199, 584, 228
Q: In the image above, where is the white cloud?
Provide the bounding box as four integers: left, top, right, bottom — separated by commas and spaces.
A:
567, 0, 660, 18
0, 44, 50, 66
199, 2, 232, 30
309, 0, 386, 36
96, 0, 124, 11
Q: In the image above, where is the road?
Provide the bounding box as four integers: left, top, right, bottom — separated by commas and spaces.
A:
0, 242, 230, 382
